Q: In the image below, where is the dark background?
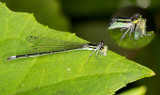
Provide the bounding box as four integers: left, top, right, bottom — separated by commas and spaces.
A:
1, 0, 160, 94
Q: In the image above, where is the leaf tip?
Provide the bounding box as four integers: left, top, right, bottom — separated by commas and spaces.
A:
152, 72, 156, 76
122, 56, 126, 58
70, 33, 76, 37
30, 13, 34, 16
28, 13, 35, 19
46, 25, 49, 28
72, 33, 76, 35
1, 2, 12, 13
147, 70, 156, 77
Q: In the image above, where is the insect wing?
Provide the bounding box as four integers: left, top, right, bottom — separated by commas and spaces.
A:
27, 46, 70, 54
134, 24, 141, 40
26, 36, 65, 45
134, 19, 146, 40
26, 36, 86, 54
139, 19, 146, 37
134, 30, 140, 40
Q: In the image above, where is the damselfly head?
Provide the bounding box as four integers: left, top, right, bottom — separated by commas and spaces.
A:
131, 13, 141, 21
99, 45, 108, 56
100, 41, 104, 48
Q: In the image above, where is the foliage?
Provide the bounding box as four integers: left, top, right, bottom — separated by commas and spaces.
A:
0, 2, 155, 95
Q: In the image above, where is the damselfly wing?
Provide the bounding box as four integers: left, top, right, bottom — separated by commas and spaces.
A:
26, 36, 87, 54
134, 19, 146, 40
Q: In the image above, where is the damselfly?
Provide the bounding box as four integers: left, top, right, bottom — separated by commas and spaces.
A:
7, 36, 108, 63
108, 13, 147, 46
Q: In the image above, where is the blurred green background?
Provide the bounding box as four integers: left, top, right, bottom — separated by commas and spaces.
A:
0, 0, 160, 94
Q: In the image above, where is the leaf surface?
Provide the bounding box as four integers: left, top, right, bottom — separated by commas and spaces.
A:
0, 3, 155, 95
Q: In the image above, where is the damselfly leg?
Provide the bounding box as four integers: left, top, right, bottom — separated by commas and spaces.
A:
119, 27, 131, 46
85, 49, 97, 65
129, 25, 137, 47
120, 28, 128, 35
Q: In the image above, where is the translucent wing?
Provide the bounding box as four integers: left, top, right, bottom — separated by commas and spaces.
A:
26, 36, 86, 54
134, 19, 146, 40
134, 24, 141, 40
134, 30, 141, 40
139, 19, 146, 37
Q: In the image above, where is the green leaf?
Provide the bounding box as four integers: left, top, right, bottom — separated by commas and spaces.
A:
108, 29, 155, 49
0, 2, 155, 95
0, 0, 70, 31
119, 86, 147, 95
